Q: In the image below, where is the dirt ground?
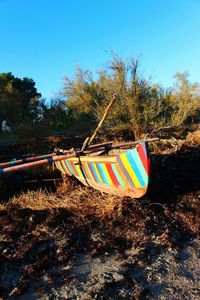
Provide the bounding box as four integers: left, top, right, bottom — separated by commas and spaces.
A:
0, 133, 200, 299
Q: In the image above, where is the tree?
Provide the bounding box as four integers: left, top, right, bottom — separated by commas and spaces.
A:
169, 72, 200, 126
59, 56, 200, 138
0, 72, 41, 125
62, 56, 173, 138
42, 99, 69, 128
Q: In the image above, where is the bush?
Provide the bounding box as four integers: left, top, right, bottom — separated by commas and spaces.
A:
48, 55, 200, 139
62, 55, 176, 138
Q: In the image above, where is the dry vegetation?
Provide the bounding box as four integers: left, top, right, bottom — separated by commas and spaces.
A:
0, 132, 200, 299
5, 187, 123, 223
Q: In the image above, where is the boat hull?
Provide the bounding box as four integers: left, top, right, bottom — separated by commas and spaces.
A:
55, 142, 150, 198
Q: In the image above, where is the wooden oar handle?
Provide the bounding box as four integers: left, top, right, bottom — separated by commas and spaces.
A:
0, 150, 77, 175
0, 153, 56, 168
80, 94, 117, 151
112, 138, 159, 148
88, 94, 117, 146
0, 138, 159, 176
0, 148, 75, 169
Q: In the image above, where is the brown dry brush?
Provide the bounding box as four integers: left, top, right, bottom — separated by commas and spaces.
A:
1, 177, 199, 244
0, 187, 199, 298
0, 139, 200, 298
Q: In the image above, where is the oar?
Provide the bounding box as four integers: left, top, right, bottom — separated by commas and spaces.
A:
112, 138, 159, 148
81, 94, 117, 151
0, 138, 159, 176
0, 149, 78, 175
0, 142, 112, 170
0, 153, 56, 168
86, 138, 159, 150
84, 138, 159, 153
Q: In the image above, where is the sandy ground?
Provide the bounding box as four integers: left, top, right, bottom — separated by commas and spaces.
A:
0, 217, 199, 299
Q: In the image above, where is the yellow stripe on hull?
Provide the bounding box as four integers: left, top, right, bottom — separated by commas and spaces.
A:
67, 156, 116, 163
75, 164, 84, 178
55, 161, 65, 174
120, 153, 141, 187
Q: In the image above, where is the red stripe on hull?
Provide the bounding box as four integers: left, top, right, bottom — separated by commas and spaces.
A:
105, 163, 120, 187
137, 144, 150, 176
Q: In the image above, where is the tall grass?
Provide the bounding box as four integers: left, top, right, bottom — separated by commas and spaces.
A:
3, 185, 123, 224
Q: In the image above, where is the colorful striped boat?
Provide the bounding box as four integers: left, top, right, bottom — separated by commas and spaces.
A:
55, 142, 150, 198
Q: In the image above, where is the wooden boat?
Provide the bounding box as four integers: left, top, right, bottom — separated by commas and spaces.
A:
55, 142, 150, 198
0, 138, 156, 198
0, 96, 155, 199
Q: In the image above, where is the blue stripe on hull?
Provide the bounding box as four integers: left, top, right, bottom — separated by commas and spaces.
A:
126, 151, 146, 186
97, 163, 109, 185
130, 149, 148, 184
65, 160, 73, 175
90, 163, 100, 183
111, 163, 125, 187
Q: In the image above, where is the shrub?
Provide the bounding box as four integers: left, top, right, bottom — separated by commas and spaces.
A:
62, 55, 175, 138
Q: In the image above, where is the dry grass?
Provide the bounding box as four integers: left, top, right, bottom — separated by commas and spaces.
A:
0, 203, 6, 211
149, 127, 200, 155
4, 185, 123, 224
186, 128, 200, 144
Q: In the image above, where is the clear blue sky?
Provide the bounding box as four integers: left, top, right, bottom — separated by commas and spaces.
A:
0, 0, 200, 99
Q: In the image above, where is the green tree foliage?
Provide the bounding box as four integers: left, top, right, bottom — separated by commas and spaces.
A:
0, 72, 41, 125
42, 99, 69, 129
169, 72, 200, 126
60, 56, 200, 138
62, 56, 175, 138
2, 58, 199, 139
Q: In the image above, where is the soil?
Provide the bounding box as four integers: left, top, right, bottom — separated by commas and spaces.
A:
0, 134, 199, 299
